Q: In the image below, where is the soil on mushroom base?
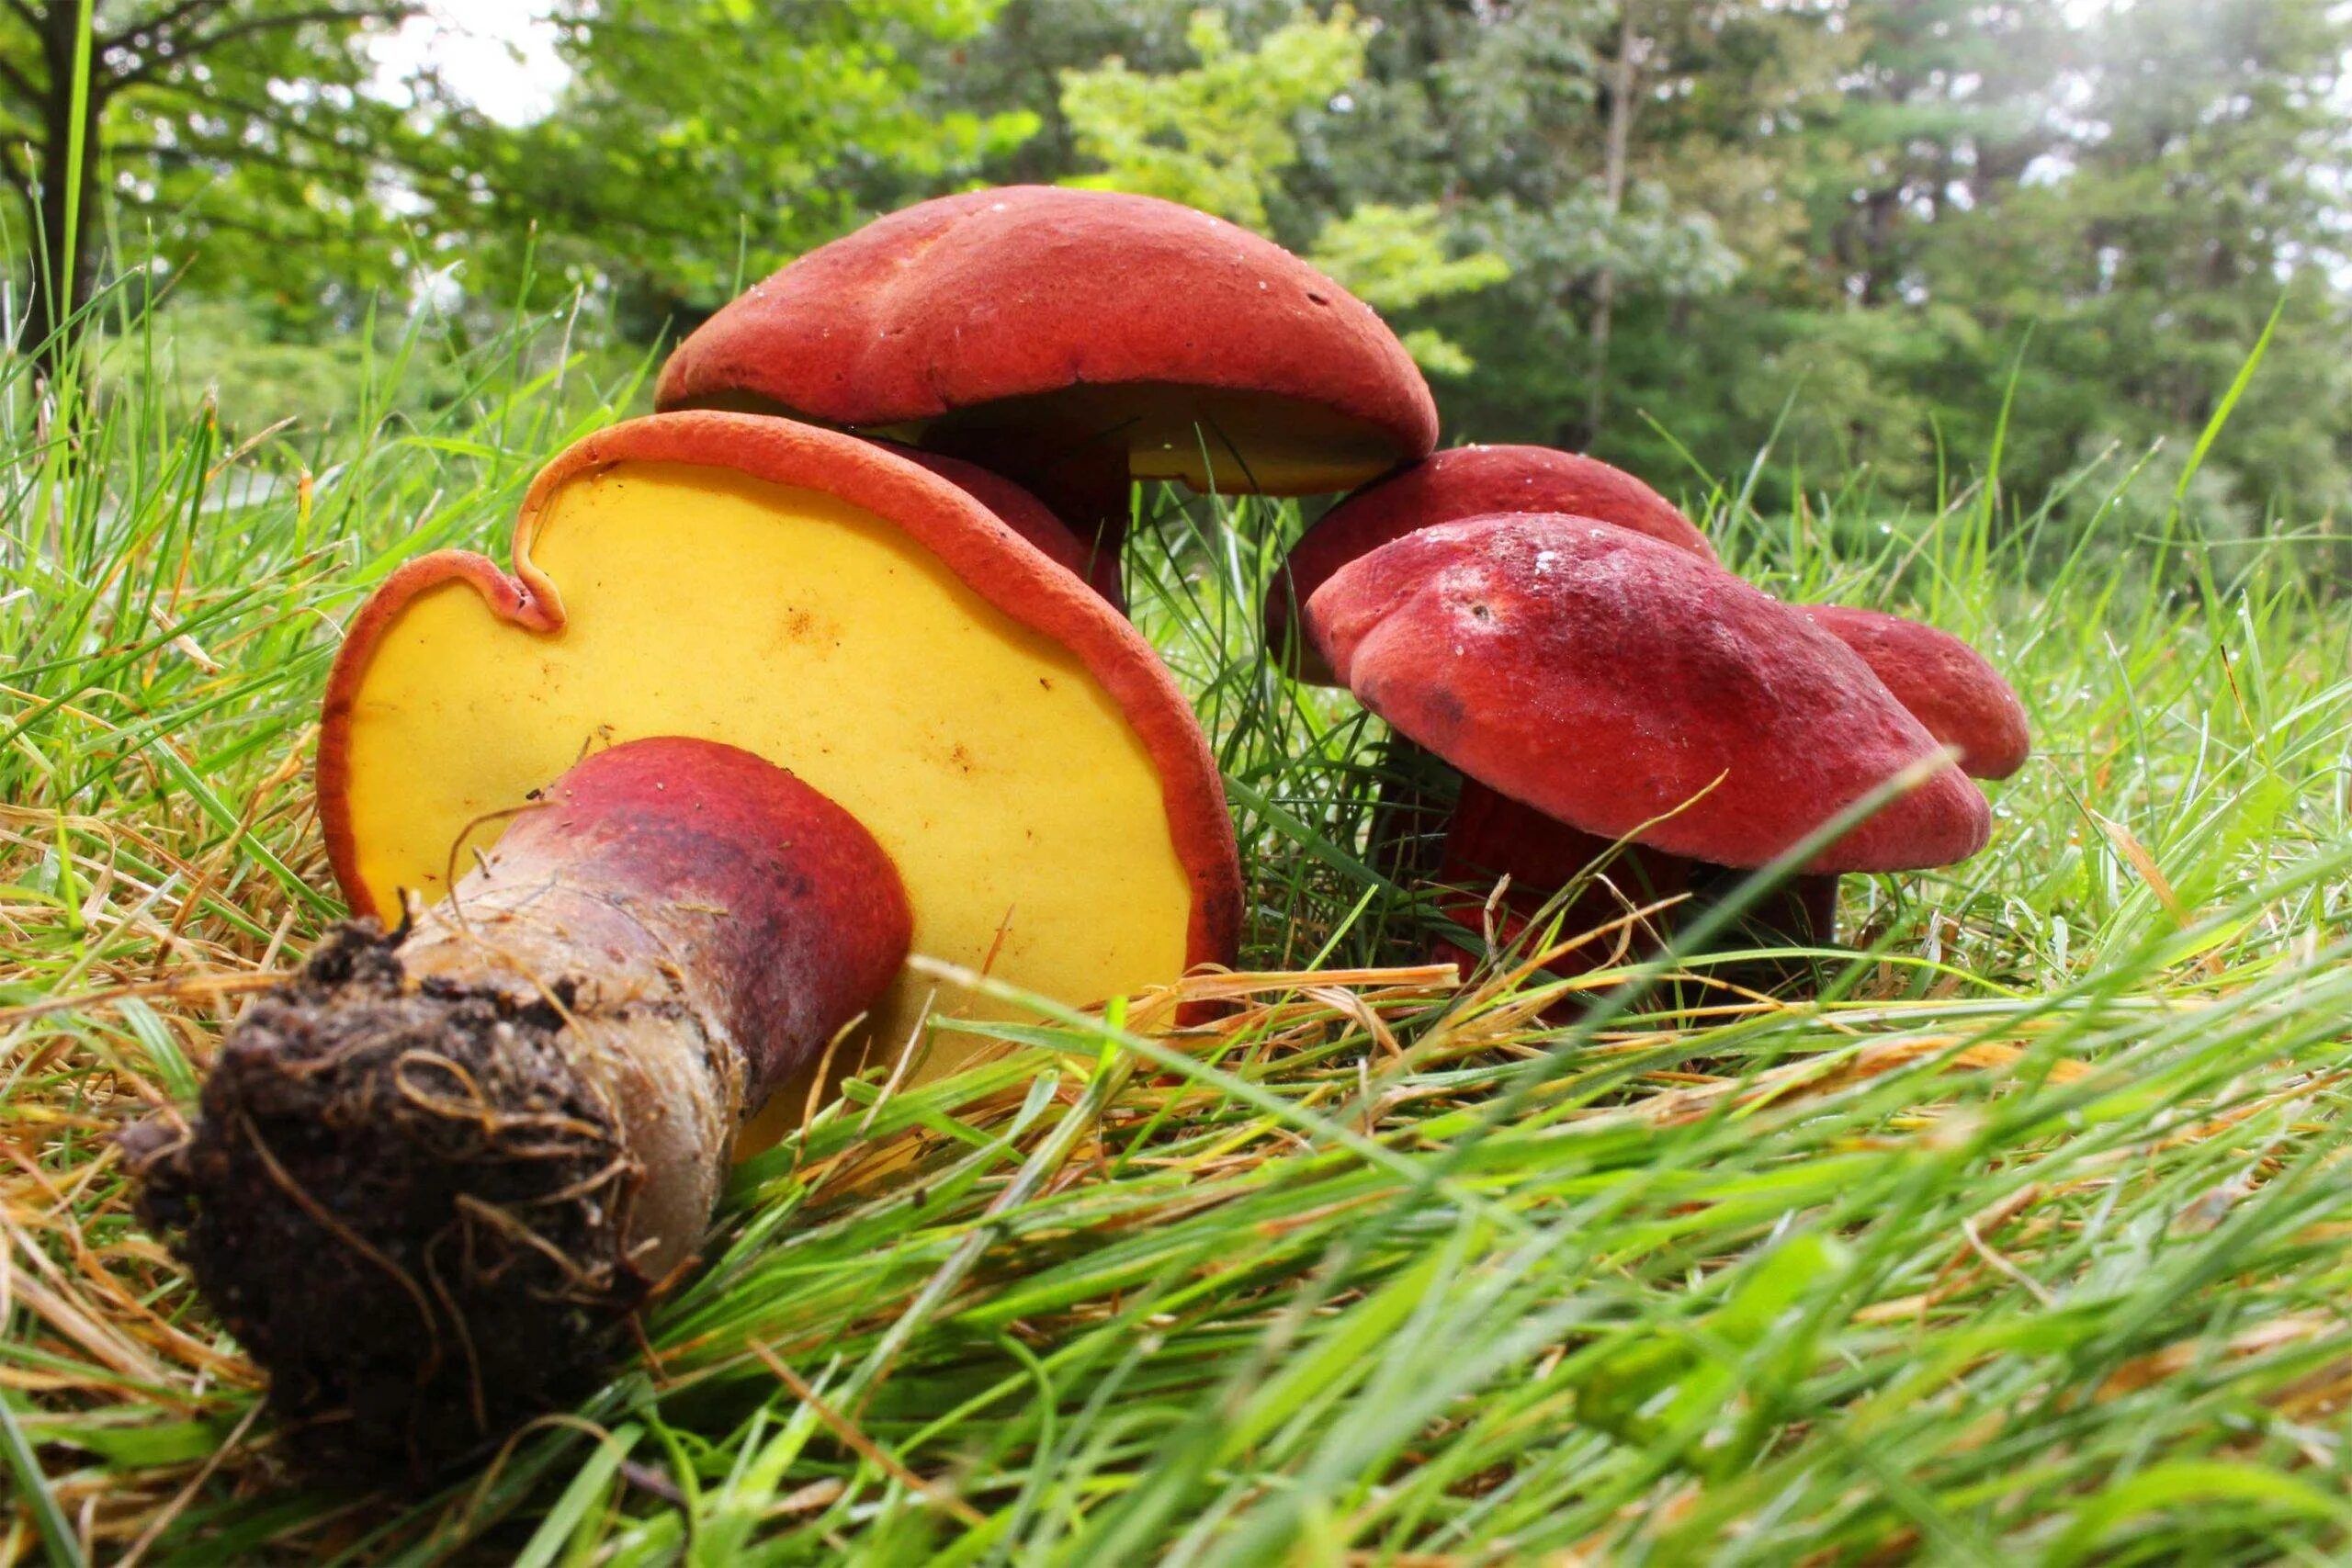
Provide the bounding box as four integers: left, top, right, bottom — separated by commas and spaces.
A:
126, 925, 649, 1481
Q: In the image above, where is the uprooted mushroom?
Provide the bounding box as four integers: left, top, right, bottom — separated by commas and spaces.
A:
1295, 513, 2000, 987
659, 186, 1440, 608
128, 412, 1239, 1472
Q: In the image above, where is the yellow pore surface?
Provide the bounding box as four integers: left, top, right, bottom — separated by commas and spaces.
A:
339, 460, 1197, 1090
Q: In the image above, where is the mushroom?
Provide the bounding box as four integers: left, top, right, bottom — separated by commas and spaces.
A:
658, 186, 1439, 607
1269, 445, 1719, 880
130, 412, 1239, 1471
1299, 513, 1991, 984
1268, 443, 1718, 683
1690, 606, 2031, 955
865, 437, 1096, 583
1808, 604, 2030, 780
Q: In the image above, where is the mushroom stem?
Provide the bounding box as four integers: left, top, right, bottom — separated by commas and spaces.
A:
1435, 777, 1687, 977
934, 434, 1133, 609
1686, 864, 1839, 946
129, 738, 910, 1472
1684, 864, 1842, 995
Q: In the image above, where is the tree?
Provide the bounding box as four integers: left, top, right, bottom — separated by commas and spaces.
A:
2051, 0, 2352, 523
0, 1, 436, 371
1056, 5, 1509, 374
772, 0, 2352, 537
445, 0, 1037, 326
1350, 0, 1827, 462
1058, 6, 1361, 230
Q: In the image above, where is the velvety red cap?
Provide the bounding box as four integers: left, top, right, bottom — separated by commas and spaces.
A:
1304, 515, 1991, 874
656, 186, 1437, 488
1271, 446, 1716, 682
1807, 605, 2031, 781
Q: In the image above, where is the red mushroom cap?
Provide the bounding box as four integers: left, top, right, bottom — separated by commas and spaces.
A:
656, 186, 1437, 499
1304, 515, 1991, 874
1806, 605, 2031, 781
1271, 446, 1716, 683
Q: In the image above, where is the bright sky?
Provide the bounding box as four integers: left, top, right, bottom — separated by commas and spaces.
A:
370, 0, 570, 127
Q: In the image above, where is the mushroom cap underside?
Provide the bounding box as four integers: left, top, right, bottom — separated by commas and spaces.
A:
320, 412, 1242, 1075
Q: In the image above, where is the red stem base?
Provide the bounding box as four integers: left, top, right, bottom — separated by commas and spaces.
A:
1435, 777, 1688, 982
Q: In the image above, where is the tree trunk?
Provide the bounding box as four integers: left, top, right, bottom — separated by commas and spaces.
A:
1582, 1, 1641, 443
21, 3, 102, 380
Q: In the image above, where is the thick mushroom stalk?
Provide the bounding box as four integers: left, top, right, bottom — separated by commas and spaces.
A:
130, 738, 910, 1472
1436, 778, 1689, 976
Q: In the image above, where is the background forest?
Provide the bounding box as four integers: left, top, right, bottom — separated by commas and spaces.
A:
9, 0, 2347, 559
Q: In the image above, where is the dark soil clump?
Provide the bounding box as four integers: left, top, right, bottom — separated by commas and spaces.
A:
126, 923, 649, 1480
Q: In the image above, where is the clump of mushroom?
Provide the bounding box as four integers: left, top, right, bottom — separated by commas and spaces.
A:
130, 412, 1239, 1472
127, 184, 2033, 1479
1298, 513, 1996, 983
1274, 441, 2027, 985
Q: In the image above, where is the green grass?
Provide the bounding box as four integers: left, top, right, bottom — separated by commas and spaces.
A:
6, 296, 2352, 1566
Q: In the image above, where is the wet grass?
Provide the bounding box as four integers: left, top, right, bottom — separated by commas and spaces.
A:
6, 299, 2352, 1564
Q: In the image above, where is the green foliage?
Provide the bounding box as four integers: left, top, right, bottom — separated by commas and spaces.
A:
0, 1, 439, 354
1306, 202, 1509, 376
1125, 0, 2347, 549
28, 1, 2350, 565
1309, 204, 1510, 316
453, 0, 1038, 317
87, 294, 649, 440
1058, 5, 1363, 229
